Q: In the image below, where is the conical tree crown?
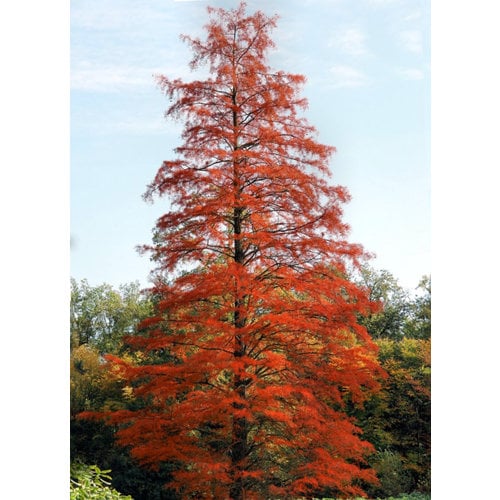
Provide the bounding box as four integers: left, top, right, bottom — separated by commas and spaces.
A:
88, 3, 385, 499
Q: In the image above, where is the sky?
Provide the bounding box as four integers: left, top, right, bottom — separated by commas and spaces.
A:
71, 0, 430, 292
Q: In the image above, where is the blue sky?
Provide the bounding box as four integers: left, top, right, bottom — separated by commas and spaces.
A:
71, 0, 430, 291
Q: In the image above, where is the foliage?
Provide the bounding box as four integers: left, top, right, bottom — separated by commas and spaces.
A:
71, 278, 153, 353
370, 450, 413, 497
348, 268, 431, 497
403, 276, 431, 339
81, 3, 386, 499
355, 267, 431, 342
378, 494, 430, 500
70, 462, 133, 499
377, 338, 431, 472
70, 344, 127, 416
71, 417, 178, 500
352, 338, 430, 496
70, 303, 177, 499
322, 493, 430, 500
355, 267, 411, 340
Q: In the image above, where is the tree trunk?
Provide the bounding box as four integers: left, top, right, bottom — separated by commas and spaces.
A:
230, 200, 248, 499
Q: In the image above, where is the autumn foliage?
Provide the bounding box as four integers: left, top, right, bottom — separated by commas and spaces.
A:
82, 3, 386, 498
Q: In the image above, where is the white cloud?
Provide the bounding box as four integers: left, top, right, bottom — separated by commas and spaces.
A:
399, 30, 423, 54
76, 117, 178, 136
328, 65, 369, 88
397, 68, 425, 80
71, 104, 182, 136
105, 118, 177, 135
71, 2, 173, 31
328, 27, 367, 56
71, 63, 158, 92
71, 59, 199, 93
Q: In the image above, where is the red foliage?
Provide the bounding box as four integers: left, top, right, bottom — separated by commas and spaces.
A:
83, 3, 385, 498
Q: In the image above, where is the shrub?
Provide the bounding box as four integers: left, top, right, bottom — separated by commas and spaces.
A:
70, 461, 133, 499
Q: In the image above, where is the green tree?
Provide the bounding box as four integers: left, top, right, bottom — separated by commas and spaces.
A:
356, 266, 411, 339
70, 282, 176, 499
404, 276, 431, 339
70, 278, 153, 353
354, 338, 431, 496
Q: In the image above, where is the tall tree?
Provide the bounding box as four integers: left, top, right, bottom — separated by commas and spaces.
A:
84, 3, 385, 498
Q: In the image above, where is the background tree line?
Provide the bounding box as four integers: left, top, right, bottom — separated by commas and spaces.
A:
70, 267, 430, 499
